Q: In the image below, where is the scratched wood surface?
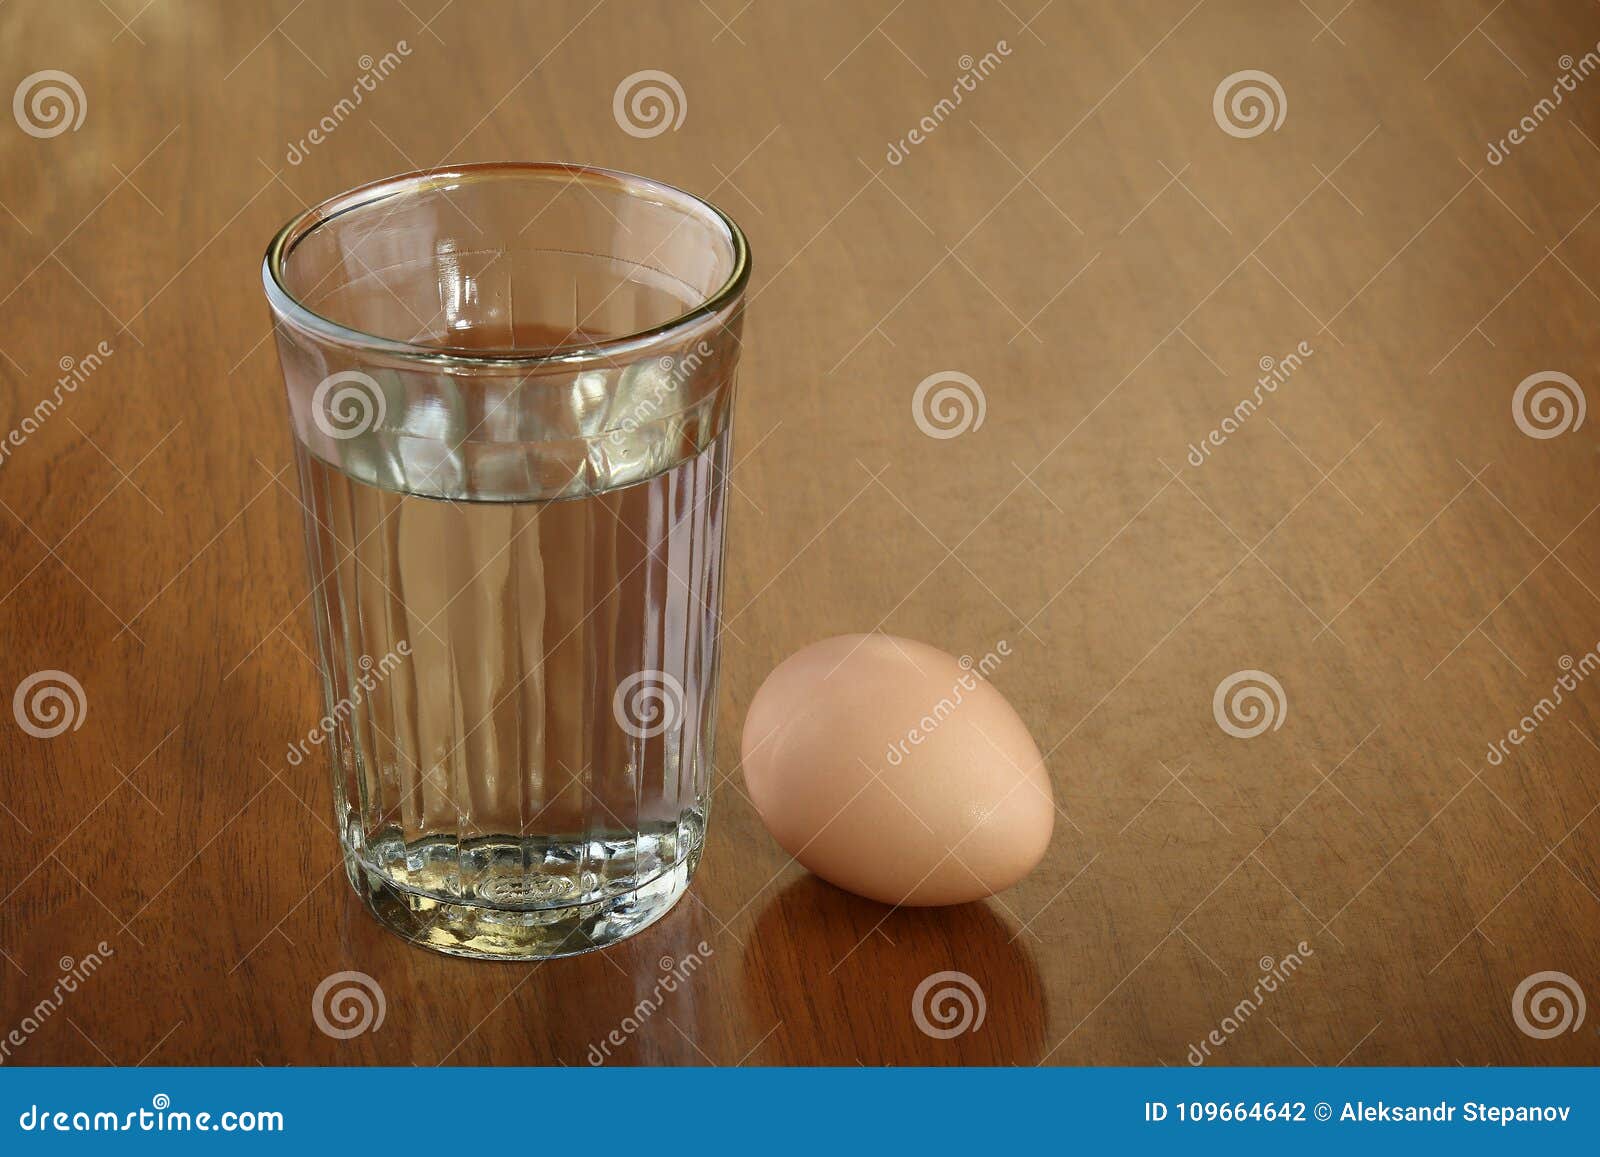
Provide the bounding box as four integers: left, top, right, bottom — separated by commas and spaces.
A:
1, 0, 1599, 1066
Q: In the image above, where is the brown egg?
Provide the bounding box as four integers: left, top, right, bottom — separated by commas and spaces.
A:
740, 634, 1054, 906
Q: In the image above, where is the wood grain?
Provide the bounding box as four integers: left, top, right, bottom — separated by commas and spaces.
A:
2, 0, 1599, 1066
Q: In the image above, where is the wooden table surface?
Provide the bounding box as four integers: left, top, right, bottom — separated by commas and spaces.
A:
3, 0, 1600, 1067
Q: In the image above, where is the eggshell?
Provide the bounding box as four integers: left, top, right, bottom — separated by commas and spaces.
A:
740, 634, 1054, 906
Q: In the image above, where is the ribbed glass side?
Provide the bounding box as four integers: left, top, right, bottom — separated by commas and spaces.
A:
293, 428, 729, 923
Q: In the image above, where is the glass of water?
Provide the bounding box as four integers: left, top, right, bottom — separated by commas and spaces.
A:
261, 163, 749, 959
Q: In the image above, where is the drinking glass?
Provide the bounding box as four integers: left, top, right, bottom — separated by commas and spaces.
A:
261, 163, 750, 959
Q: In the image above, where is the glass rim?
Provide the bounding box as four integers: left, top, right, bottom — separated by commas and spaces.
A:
261, 160, 751, 371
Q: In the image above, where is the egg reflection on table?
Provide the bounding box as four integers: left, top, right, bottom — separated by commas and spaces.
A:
740, 634, 1054, 906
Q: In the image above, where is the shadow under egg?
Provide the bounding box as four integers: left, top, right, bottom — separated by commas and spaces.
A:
740, 875, 1047, 1065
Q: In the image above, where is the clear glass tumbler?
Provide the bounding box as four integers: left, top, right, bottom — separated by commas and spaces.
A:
261, 163, 749, 959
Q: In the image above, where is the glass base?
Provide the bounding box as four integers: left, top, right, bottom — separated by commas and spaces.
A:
345, 850, 695, 960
